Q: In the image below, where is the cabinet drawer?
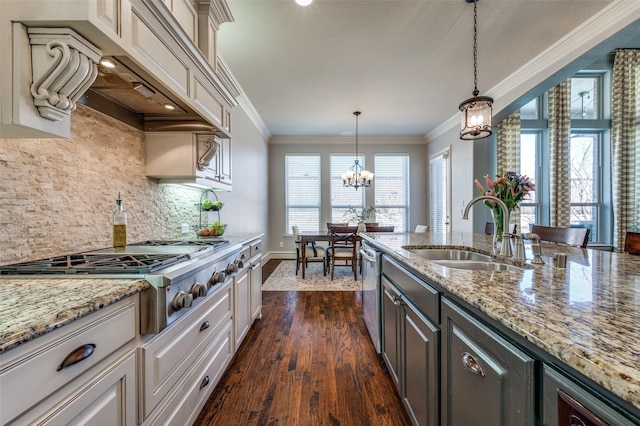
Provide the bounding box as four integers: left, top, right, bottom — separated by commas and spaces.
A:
238, 246, 251, 264
382, 256, 439, 322
0, 299, 136, 424
145, 321, 234, 426
250, 240, 262, 258
140, 281, 232, 419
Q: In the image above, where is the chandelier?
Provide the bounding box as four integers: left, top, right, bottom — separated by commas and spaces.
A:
342, 111, 373, 190
459, 0, 493, 140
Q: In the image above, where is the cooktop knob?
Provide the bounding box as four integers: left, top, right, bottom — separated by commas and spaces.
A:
234, 259, 244, 269
226, 263, 238, 274
191, 283, 207, 299
172, 291, 193, 311
210, 271, 226, 285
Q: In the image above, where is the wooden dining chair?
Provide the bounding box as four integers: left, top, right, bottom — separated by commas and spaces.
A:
365, 225, 395, 232
623, 231, 640, 255
292, 225, 326, 275
485, 222, 518, 235
530, 225, 590, 248
327, 226, 359, 280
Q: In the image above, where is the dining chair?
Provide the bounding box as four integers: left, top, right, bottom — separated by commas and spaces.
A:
292, 225, 326, 275
365, 225, 395, 232
327, 226, 359, 280
623, 231, 640, 255
530, 225, 590, 248
414, 225, 429, 233
485, 222, 518, 235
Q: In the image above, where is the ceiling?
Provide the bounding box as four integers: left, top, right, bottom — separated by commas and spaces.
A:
217, 0, 632, 138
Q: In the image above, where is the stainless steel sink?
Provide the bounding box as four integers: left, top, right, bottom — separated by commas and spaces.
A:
433, 260, 523, 272
407, 249, 492, 262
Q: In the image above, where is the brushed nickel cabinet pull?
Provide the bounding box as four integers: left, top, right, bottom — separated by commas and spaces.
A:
57, 344, 96, 371
462, 352, 485, 377
200, 375, 210, 389
200, 321, 210, 331
569, 415, 587, 426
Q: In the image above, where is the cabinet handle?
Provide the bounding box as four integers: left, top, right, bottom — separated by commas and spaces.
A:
200, 375, 210, 389
569, 415, 586, 426
251, 263, 260, 270
241, 254, 247, 259
200, 321, 210, 331
462, 352, 485, 377
57, 344, 96, 371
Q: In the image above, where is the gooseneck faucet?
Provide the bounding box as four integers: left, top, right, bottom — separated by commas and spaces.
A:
462, 195, 513, 257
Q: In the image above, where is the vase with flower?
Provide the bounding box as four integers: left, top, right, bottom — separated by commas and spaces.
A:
474, 171, 535, 252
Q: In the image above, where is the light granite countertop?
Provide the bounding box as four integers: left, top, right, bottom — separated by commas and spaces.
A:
0, 278, 149, 352
360, 232, 640, 412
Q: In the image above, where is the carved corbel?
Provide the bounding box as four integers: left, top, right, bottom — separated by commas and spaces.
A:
27, 28, 102, 121
197, 133, 219, 171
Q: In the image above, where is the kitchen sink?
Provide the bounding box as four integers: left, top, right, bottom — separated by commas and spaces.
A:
406, 249, 492, 262
433, 260, 523, 272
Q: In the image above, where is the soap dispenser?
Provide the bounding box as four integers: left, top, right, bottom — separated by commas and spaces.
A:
113, 192, 127, 249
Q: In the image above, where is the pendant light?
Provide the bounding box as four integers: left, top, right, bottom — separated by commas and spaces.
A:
459, 0, 493, 140
342, 111, 373, 190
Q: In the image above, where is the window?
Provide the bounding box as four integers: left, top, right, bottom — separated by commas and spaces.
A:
375, 155, 409, 231
430, 149, 450, 234
570, 133, 601, 240
330, 155, 365, 223
519, 132, 541, 233
519, 73, 609, 243
285, 155, 321, 232
570, 75, 601, 119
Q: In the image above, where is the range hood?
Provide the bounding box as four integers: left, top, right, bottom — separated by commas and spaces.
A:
79, 56, 222, 134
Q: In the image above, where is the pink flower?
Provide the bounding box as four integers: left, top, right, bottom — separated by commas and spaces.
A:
484, 175, 495, 190
474, 179, 486, 193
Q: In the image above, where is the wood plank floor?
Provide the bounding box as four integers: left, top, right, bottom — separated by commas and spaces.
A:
193, 260, 411, 426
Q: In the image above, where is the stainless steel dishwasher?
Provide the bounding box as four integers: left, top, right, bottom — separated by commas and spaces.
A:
361, 242, 382, 353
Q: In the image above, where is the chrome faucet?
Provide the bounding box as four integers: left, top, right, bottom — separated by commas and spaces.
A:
524, 233, 545, 265
462, 195, 513, 257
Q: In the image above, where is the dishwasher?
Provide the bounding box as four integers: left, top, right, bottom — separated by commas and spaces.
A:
361, 242, 382, 353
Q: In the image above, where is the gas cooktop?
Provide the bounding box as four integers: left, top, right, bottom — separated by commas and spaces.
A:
0, 239, 230, 275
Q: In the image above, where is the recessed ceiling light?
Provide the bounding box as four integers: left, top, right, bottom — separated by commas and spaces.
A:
295, 0, 312, 6
100, 59, 116, 69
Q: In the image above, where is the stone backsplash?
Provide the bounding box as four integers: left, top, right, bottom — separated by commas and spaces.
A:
0, 105, 203, 264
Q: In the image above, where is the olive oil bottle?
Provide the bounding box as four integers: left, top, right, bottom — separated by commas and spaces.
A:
113, 192, 127, 249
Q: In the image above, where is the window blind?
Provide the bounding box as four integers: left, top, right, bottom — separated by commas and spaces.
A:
286, 155, 321, 232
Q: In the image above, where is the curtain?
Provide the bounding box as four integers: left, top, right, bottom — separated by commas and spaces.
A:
547, 79, 571, 228
496, 110, 521, 225
611, 49, 640, 251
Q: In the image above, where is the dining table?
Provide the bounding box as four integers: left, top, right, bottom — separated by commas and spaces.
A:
299, 230, 361, 279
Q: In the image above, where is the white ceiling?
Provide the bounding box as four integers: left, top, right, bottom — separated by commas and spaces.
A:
217, 0, 632, 138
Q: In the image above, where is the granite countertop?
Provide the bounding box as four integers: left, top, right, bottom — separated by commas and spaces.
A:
0, 278, 149, 352
360, 232, 640, 411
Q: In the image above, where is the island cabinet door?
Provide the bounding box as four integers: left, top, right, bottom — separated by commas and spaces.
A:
441, 298, 535, 426
381, 276, 402, 392
402, 296, 440, 426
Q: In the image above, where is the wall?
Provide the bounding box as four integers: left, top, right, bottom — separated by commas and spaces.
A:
267, 136, 428, 257
0, 104, 268, 265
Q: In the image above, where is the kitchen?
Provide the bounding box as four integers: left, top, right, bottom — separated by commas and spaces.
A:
1, 0, 640, 425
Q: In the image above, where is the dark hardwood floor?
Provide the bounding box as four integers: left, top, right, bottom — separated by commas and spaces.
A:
193, 259, 411, 426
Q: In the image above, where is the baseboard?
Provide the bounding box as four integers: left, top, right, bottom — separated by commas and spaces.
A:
263, 251, 295, 263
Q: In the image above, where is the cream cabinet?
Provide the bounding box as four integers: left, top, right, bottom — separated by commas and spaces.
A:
139, 280, 233, 423
249, 239, 263, 322
0, 297, 139, 425
234, 256, 251, 350
145, 132, 232, 190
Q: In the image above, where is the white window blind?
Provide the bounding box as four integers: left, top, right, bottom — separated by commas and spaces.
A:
374, 155, 409, 231
430, 150, 450, 234
286, 155, 321, 232
330, 155, 365, 223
